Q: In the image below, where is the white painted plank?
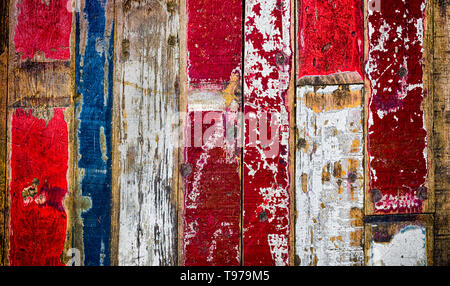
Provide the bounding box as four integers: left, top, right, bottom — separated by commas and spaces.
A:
114, 0, 179, 266
295, 85, 364, 266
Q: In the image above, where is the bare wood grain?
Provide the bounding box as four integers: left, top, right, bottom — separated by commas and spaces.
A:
0, 0, 9, 267
433, 0, 450, 266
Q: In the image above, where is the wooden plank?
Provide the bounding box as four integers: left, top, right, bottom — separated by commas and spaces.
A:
365, 0, 433, 215
364, 214, 433, 266
297, 0, 364, 85
0, 0, 8, 266
295, 85, 364, 266
182, 0, 242, 266
433, 0, 450, 266
74, 0, 114, 266
113, 0, 179, 266
7, 0, 74, 266
243, 0, 294, 266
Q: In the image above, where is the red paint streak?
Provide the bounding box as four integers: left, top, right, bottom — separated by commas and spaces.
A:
9, 108, 68, 266
367, 0, 427, 214
14, 0, 72, 60
187, 0, 242, 87
298, 0, 363, 79
243, 0, 291, 265
183, 111, 241, 266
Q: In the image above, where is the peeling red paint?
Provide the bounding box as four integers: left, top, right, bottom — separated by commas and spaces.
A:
13, 0, 72, 60
243, 0, 292, 266
187, 0, 242, 86
367, 0, 427, 214
9, 108, 68, 266
298, 0, 363, 79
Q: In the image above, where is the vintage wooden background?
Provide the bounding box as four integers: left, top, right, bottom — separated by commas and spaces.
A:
0, 0, 449, 266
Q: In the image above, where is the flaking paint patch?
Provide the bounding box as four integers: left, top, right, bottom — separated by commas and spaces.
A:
295, 85, 364, 266
243, 0, 292, 266
368, 225, 427, 266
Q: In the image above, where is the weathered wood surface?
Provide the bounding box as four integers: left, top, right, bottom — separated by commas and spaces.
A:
113, 0, 179, 266
365, 0, 433, 215
243, 0, 294, 266
74, 0, 114, 266
0, 0, 448, 267
295, 85, 364, 266
182, 0, 242, 266
6, 0, 74, 266
0, 0, 8, 266
433, 0, 450, 266
364, 214, 433, 266
297, 0, 364, 85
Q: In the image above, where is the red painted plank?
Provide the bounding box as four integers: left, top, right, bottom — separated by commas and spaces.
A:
297, 0, 363, 79
9, 109, 69, 266
183, 0, 242, 265
13, 0, 72, 60
243, 0, 292, 266
367, 0, 428, 214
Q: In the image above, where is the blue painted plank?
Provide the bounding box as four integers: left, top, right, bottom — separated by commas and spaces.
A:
75, 0, 114, 266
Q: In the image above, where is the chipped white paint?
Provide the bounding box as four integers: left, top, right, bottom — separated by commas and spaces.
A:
368, 225, 427, 266
295, 85, 364, 266
268, 234, 289, 266
114, 0, 179, 266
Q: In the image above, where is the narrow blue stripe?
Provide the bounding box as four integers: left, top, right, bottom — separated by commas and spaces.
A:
75, 0, 113, 266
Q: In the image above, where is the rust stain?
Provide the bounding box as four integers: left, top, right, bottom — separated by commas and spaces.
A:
350, 139, 360, 153
321, 163, 331, 184
333, 161, 344, 178
301, 173, 308, 193
303, 86, 362, 113
348, 158, 359, 173
350, 229, 363, 247
350, 207, 363, 227
222, 72, 240, 107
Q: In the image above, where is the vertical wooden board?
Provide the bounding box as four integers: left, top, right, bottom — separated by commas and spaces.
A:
295, 85, 364, 266
365, 0, 432, 215
75, 0, 114, 266
243, 0, 293, 266
7, 0, 74, 266
364, 214, 433, 266
183, 0, 242, 266
114, 0, 179, 265
297, 0, 364, 85
0, 0, 8, 266
433, 0, 450, 266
